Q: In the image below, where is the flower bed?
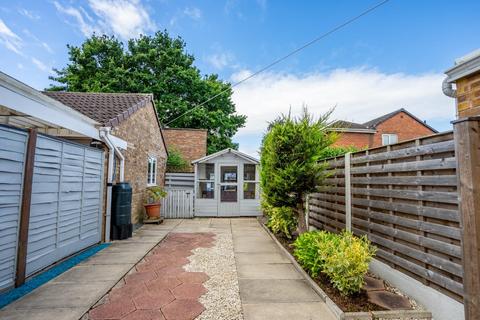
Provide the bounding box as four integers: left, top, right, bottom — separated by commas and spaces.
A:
260, 221, 432, 320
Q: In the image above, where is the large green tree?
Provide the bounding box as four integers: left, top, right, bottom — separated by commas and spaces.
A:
48, 32, 246, 154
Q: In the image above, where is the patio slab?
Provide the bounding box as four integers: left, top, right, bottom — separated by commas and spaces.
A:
243, 302, 335, 320
237, 263, 302, 279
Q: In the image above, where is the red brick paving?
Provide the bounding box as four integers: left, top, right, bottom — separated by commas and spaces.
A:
89, 232, 214, 320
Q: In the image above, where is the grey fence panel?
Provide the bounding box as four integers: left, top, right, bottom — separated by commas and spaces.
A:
0, 126, 27, 290
161, 188, 193, 218
26, 134, 103, 276
165, 173, 194, 189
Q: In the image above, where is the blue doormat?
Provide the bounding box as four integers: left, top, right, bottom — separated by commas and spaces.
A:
0, 243, 110, 309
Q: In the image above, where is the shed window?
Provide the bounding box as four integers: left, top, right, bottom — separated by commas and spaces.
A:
382, 134, 398, 146
197, 163, 215, 199
243, 164, 258, 200
147, 156, 157, 186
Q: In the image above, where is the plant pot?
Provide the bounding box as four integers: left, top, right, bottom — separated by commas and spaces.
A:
144, 202, 161, 218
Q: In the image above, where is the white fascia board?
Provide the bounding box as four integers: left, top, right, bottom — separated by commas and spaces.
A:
0, 84, 100, 139
444, 53, 480, 83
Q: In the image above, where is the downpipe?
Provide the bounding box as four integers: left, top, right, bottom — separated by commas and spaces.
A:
99, 127, 125, 242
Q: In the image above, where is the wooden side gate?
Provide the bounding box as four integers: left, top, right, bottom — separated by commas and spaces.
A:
161, 188, 194, 219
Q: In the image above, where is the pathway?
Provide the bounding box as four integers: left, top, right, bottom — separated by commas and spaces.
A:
0, 218, 335, 320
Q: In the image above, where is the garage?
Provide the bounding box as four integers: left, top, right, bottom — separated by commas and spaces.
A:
192, 148, 261, 217
0, 72, 126, 290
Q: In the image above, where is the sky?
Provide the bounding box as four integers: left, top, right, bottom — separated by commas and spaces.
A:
0, 0, 479, 157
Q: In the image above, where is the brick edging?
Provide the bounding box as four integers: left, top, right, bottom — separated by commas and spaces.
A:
258, 220, 433, 320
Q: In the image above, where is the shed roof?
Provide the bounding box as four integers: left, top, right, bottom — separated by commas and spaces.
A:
192, 148, 259, 164
43, 91, 154, 127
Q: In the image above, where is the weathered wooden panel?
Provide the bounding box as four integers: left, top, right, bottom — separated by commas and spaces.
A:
161, 188, 194, 218
0, 126, 27, 290
26, 134, 104, 277
310, 133, 462, 301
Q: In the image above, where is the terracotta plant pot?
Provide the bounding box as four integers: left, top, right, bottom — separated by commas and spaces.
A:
144, 202, 161, 218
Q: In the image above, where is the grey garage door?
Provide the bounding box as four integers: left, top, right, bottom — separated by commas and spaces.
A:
0, 125, 104, 289
0, 126, 28, 290
26, 134, 104, 276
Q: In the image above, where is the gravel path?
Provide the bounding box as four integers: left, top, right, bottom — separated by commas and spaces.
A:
184, 232, 243, 320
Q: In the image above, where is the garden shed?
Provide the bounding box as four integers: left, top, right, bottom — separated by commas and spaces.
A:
192, 148, 261, 217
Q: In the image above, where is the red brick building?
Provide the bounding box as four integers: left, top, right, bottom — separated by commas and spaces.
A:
331, 108, 437, 149
162, 128, 208, 172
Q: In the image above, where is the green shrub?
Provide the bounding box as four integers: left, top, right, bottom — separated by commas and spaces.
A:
261, 198, 274, 217
266, 206, 297, 238
318, 145, 360, 160
166, 148, 189, 172
293, 230, 376, 295
260, 107, 336, 233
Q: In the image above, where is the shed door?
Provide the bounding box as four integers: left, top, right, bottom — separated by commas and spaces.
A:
26, 135, 104, 276
217, 164, 240, 216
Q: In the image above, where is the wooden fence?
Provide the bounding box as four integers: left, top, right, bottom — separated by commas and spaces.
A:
165, 172, 195, 189
308, 131, 463, 301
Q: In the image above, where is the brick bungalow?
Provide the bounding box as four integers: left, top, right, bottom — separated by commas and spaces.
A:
162, 128, 208, 172
43, 92, 168, 227
331, 108, 438, 149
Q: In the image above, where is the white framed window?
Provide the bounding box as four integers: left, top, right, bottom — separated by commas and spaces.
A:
243, 164, 258, 200
382, 134, 398, 146
147, 156, 157, 186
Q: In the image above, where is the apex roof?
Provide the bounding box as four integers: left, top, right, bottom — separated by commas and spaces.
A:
363, 108, 438, 133
42, 91, 154, 127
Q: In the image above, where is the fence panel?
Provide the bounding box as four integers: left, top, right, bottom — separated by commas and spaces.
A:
309, 131, 463, 301
165, 172, 194, 189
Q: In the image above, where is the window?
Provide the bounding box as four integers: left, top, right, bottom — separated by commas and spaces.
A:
147, 156, 157, 185
221, 166, 237, 183
243, 164, 258, 199
382, 134, 398, 146
197, 163, 215, 199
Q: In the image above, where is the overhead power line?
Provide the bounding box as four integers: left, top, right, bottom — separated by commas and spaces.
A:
165, 0, 391, 126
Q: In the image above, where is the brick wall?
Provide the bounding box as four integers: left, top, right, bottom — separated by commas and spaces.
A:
111, 102, 167, 224
456, 72, 480, 117
332, 132, 372, 149
162, 128, 207, 172
371, 111, 435, 147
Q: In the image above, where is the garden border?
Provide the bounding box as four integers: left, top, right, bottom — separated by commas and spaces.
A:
259, 221, 433, 320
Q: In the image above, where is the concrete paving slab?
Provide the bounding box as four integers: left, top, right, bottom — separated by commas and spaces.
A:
7, 283, 107, 309
51, 264, 131, 283
233, 241, 280, 253
243, 302, 336, 320
235, 252, 290, 264
239, 279, 321, 303
0, 308, 86, 320
237, 263, 302, 279
103, 242, 155, 253
81, 252, 145, 265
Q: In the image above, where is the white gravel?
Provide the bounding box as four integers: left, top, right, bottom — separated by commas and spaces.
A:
184, 232, 243, 320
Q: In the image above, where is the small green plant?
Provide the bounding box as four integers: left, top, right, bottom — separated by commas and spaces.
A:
145, 186, 167, 204
166, 148, 190, 172
293, 230, 376, 295
261, 198, 274, 217
266, 206, 297, 238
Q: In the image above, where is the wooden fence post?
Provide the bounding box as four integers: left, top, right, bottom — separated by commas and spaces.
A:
15, 128, 37, 287
345, 152, 352, 231
453, 117, 480, 320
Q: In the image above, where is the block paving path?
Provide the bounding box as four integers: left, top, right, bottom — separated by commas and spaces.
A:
88, 232, 215, 320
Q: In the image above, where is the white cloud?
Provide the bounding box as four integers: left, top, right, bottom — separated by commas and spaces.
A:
206, 52, 235, 70
18, 8, 40, 20
53, 1, 98, 36
0, 18, 23, 55
87, 0, 155, 39
54, 0, 155, 40
231, 68, 456, 155
23, 29, 54, 54
31, 57, 48, 72
183, 7, 202, 20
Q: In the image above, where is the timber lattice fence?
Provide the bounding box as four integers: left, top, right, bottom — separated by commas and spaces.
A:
308, 131, 463, 301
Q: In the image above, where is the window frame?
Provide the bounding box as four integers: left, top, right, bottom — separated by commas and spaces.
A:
243, 163, 259, 200
381, 133, 398, 146
147, 156, 157, 186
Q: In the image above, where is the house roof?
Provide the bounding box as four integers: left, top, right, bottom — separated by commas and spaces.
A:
329, 120, 375, 133
43, 91, 154, 127
192, 148, 259, 164
363, 108, 438, 133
